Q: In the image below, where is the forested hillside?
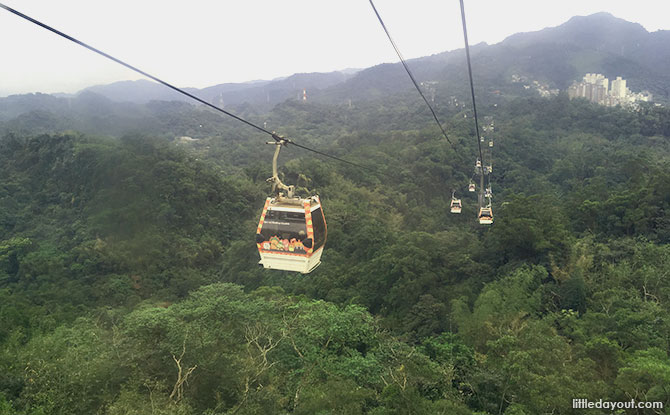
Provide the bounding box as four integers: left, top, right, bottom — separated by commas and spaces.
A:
2, 87, 670, 414
2, 12, 670, 415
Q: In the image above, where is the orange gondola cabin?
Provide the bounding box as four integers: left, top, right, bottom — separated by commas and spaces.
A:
450, 198, 462, 214
255, 138, 328, 273
478, 206, 493, 225
256, 195, 327, 273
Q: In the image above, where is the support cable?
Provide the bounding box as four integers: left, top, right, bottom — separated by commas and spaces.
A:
0, 2, 371, 171
368, 0, 453, 146
458, 0, 487, 207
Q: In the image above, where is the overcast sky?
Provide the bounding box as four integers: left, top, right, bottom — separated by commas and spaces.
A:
1, 0, 668, 97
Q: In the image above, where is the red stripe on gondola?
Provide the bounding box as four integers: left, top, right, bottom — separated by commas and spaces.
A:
256, 198, 271, 248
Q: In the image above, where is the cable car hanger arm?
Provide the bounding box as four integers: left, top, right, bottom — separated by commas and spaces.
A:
266, 139, 295, 198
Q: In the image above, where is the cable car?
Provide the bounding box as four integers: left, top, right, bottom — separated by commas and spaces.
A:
478, 206, 493, 225
487, 164, 492, 173
489, 140, 493, 147
256, 195, 327, 273
450, 191, 462, 214
485, 186, 492, 198
255, 139, 327, 273
450, 198, 462, 214
475, 159, 481, 168
468, 182, 476, 192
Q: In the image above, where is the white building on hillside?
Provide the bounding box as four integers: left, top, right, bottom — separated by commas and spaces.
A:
568, 73, 651, 108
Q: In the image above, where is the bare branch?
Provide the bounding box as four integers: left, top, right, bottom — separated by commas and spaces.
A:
169, 336, 197, 403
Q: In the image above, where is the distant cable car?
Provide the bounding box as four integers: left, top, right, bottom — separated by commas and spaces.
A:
485, 186, 492, 198
256, 139, 327, 273
475, 159, 481, 168
489, 140, 493, 147
487, 164, 492, 173
468, 182, 476, 192
478, 206, 493, 225
450, 191, 462, 214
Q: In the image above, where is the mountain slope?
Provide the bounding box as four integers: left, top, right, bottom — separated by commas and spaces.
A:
322, 12, 670, 103
80, 70, 357, 108
83, 80, 199, 104
3, 12, 669, 122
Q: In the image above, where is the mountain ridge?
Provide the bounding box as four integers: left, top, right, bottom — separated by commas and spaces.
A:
2, 12, 669, 111
86, 12, 670, 105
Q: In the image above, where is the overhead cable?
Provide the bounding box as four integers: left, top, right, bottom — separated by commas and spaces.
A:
368, 0, 453, 146
0, 2, 370, 171
458, 0, 485, 173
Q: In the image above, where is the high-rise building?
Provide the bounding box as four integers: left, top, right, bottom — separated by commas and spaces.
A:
610, 76, 626, 98
571, 73, 610, 104
583, 73, 609, 95
567, 73, 648, 108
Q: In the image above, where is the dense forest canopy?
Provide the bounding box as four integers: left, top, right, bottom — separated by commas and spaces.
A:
1, 88, 669, 414
2, 12, 670, 415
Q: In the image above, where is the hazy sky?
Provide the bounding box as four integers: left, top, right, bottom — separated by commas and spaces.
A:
1, 0, 668, 97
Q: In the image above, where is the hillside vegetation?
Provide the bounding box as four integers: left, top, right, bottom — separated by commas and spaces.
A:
2, 12, 670, 415
1, 88, 670, 414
